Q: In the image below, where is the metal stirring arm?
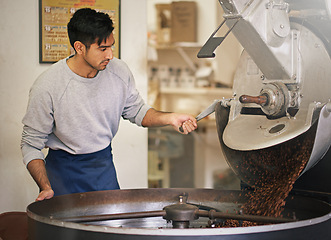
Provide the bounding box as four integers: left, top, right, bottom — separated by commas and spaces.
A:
56, 194, 296, 226
56, 204, 296, 225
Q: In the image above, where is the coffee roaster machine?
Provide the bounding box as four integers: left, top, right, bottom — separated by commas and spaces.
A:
204, 0, 331, 201
27, 0, 331, 239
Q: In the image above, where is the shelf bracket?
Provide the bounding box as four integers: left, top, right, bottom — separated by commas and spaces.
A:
175, 46, 197, 72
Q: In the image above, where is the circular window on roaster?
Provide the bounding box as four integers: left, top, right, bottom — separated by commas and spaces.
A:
269, 123, 286, 134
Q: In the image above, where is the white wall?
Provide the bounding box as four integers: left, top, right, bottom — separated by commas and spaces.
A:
0, 0, 148, 213
113, 0, 148, 190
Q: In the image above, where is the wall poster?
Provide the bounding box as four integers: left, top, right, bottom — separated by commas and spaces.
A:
39, 0, 120, 63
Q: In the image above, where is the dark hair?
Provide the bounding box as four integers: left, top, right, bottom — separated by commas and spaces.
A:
67, 8, 114, 50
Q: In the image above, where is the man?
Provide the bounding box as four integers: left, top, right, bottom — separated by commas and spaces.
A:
21, 8, 197, 201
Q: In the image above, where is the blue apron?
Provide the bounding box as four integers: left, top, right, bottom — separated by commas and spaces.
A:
45, 144, 120, 196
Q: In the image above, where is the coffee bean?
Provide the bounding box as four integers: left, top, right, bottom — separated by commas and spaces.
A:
220, 123, 317, 228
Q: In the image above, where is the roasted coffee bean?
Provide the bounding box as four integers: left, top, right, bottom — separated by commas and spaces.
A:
221, 123, 317, 228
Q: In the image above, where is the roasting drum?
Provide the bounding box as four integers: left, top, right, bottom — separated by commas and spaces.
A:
27, 188, 331, 240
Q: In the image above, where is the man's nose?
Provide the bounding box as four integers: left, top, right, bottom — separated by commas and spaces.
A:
107, 48, 114, 60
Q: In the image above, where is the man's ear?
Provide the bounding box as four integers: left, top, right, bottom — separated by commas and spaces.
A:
73, 41, 85, 55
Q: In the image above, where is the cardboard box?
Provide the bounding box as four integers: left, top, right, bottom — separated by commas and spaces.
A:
156, 1, 197, 44
171, 1, 197, 43
156, 4, 172, 44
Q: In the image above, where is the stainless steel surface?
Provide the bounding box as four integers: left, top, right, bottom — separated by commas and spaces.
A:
220, 5, 331, 151
199, 0, 331, 185
27, 188, 331, 239
201, 0, 331, 151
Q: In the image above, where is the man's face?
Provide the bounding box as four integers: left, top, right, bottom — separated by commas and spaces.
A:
83, 33, 115, 71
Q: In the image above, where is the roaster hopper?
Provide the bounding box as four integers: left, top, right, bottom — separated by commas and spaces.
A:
26, 1, 331, 239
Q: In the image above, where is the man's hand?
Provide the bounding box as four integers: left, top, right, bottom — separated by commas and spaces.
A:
36, 188, 54, 201
27, 159, 54, 201
141, 108, 197, 134
169, 113, 197, 134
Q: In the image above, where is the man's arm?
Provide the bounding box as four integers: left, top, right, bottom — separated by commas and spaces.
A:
27, 159, 54, 201
141, 108, 197, 134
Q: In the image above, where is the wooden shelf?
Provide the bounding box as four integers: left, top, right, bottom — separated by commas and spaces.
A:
154, 42, 202, 50
152, 43, 204, 72
159, 87, 233, 96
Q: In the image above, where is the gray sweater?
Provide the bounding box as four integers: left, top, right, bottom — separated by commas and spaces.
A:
21, 57, 151, 166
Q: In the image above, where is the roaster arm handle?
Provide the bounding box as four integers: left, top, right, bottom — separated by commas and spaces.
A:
239, 94, 268, 105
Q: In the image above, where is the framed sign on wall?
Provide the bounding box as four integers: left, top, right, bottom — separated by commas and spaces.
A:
39, 0, 120, 63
